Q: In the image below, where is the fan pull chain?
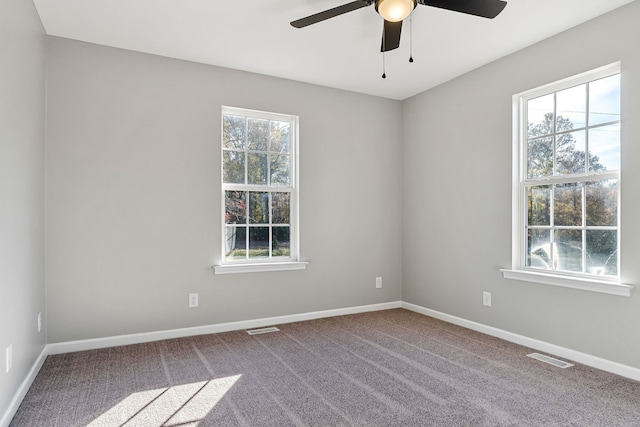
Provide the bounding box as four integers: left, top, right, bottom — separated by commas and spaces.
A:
382, 51, 386, 79
409, 10, 414, 63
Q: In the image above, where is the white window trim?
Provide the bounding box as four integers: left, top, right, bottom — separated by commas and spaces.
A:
214, 261, 308, 275
501, 269, 632, 297
215, 106, 306, 274
502, 62, 633, 297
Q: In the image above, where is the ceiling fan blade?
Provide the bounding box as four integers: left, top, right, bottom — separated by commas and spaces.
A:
381, 20, 402, 52
290, 1, 370, 28
418, 0, 507, 19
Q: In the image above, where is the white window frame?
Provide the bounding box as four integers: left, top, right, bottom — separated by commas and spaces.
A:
501, 63, 633, 296
214, 106, 306, 275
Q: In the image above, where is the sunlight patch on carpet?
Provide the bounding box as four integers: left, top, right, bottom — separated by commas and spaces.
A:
87, 374, 241, 427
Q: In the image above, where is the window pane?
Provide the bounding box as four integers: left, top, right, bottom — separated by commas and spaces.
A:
222, 107, 297, 265
249, 227, 269, 259
586, 230, 617, 276
528, 185, 550, 226
247, 118, 269, 151
225, 226, 246, 260
248, 192, 269, 224
270, 154, 290, 186
223, 151, 245, 184
527, 94, 554, 138
588, 124, 620, 172
527, 229, 551, 269
555, 131, 586, 175
270, 121, 290, 153
225, 191, 246, 224
519, 70, 620, 279
223, 115, 245, 149
272, 192, 290, 224
586, 180, 617, 226
556, 84, 586, 131
555, 230, 583, 272
589, 74, 620, 126
527, 137, 553, 178
247, 153, 268, 185
554, 183, 582, 226
272, 227, 290, 257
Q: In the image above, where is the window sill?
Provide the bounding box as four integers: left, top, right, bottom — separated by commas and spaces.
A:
501, 269, 633, 297
214, 261, 308, 275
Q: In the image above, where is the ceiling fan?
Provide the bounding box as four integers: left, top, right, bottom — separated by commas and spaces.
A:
291, 0, 507, 52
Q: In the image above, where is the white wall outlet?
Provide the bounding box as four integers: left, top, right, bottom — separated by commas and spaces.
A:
38, 312, 42, 333
188, 293, 199, 308
6, 345, 12, 373
376, 277, 382, 289
483, 291, 492, 307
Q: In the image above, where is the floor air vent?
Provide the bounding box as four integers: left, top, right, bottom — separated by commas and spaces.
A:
246, 327, 280, 335
527, 353, 574, 368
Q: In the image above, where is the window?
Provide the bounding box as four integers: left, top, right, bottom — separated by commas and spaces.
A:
215, 106, 305, 274
503, 63, 632, 296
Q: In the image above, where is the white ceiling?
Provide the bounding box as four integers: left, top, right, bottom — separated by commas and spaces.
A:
33, 0, 635, 100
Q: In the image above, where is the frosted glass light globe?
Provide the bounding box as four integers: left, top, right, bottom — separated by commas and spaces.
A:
376, 0, 416, 22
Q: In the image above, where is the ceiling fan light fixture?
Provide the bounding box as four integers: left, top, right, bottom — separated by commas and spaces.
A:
376, 0, 416, 22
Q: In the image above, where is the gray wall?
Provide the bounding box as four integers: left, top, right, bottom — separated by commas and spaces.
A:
0, 0, 46, 419
45, 37, 403, 343
402, 1, 640, 369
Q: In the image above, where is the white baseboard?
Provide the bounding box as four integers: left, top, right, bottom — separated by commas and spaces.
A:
47, 301, 403, 355
47, 300, 640, 382
0, 347, 48, 427
401, 301, 640, 382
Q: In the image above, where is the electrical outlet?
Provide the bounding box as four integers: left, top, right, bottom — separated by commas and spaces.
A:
38, 312, 42, 333
6, 345, 12, 373
483, 291, 492, 307
375, 277, 382, 289
188, 293, 199, 308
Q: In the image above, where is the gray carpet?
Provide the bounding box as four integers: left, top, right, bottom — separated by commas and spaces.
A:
10, 309, 640, 426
